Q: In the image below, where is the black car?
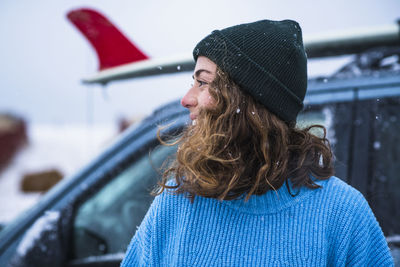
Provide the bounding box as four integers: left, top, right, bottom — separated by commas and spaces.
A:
0, 57, 399, 266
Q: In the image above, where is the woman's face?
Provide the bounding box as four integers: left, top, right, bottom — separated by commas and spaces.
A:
181, 56, 217, 121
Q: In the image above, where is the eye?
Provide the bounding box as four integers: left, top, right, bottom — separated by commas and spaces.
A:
197, 80, 207, 87
191, 75, 208, 88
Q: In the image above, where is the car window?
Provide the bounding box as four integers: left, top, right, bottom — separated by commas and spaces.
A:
298, 103, 353, 182
7, 211, 64, 267
71, 144, 177, 260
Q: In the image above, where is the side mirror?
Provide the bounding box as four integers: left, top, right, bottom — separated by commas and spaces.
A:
9, 211, 65, 267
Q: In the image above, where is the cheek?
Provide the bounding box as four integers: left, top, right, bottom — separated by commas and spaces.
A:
202, 90, 216, 108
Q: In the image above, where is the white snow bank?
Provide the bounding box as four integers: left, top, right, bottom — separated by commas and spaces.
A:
0, 123, 116, 224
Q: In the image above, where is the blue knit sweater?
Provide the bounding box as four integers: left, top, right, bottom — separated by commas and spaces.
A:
121, 177, 393, 266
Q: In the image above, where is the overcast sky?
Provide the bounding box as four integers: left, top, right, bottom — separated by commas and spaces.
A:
0, 0, 399, 125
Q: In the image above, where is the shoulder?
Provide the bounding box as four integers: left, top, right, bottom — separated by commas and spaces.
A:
315, 176, 367, 210
317, 177, 384, 240
316, 176, 360, 196
316, 178, 393, 265
121, 182, 192, 266
150, 180, 195, 221
312, 177, 376, 233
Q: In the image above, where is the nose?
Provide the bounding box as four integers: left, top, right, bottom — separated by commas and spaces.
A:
181, 87, 197, 109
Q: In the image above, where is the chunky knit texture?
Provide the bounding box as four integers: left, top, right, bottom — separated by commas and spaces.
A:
193, 20, 307, 123
121, 177, 393, 266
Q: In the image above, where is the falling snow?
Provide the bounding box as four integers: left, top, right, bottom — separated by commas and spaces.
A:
373, 141, 381, 150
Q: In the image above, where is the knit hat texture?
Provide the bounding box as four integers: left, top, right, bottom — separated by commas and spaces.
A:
193, 19, 307, 123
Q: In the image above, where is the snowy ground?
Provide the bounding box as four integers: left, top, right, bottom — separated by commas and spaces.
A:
0, 123, 116, 224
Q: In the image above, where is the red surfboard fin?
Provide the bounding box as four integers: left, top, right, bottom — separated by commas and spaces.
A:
67, 8, 149, 70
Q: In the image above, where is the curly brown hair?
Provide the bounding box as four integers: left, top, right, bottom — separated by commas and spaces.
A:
156, 68, 334, 201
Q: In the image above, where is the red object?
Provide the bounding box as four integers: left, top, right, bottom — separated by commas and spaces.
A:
67, 8, 149, 70
0, 114, 28, 173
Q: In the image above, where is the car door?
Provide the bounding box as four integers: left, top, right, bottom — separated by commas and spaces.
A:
357, 95, 400, 237
66, 143, 178, 267
0, 101, 188, 267
306, 75, 400, 259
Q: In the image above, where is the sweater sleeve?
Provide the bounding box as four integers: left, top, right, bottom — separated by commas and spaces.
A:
334, 191, 394, 266
120, 195, 160, 267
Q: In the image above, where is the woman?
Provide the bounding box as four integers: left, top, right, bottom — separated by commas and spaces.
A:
121, 20, 393, 266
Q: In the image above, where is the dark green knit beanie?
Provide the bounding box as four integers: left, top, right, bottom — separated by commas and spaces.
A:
193, 19, 307, 123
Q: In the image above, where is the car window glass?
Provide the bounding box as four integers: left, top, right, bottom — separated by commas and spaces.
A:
297, 107, 329, 135
298, 103, 353, 182
71, 144, 177, 260
297, 106, 339, 146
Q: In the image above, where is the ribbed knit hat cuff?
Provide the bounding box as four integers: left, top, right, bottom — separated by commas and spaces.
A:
194, 30, 304, 123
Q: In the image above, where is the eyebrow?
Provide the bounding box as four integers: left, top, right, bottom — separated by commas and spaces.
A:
193, 69, 213, 79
